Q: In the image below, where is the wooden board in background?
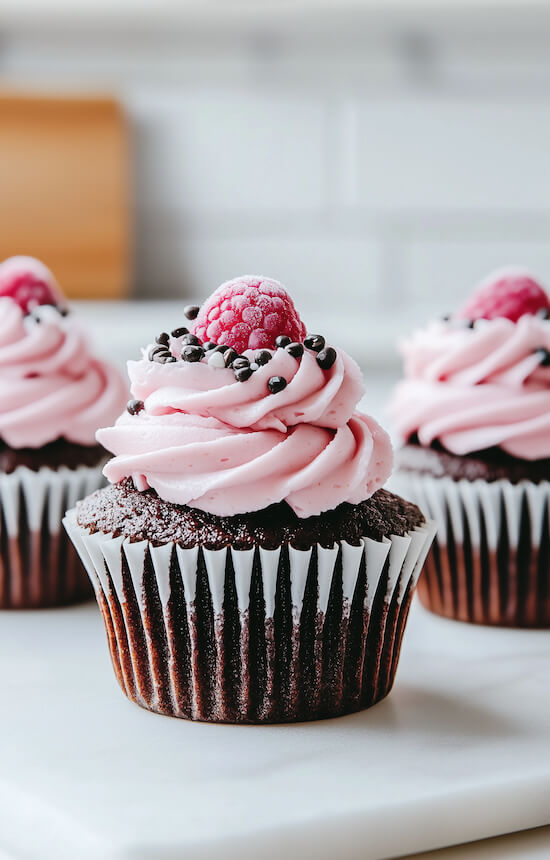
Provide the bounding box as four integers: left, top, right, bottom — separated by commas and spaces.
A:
0, 92, 130, 299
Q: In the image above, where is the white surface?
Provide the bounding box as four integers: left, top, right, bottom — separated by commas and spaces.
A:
1, 599, 549, 860
411, 824, 550, 859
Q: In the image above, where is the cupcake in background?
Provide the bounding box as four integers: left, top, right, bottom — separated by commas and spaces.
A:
0, 255, 127, 608
390, 268, 550, 627
64, 275, 435, 724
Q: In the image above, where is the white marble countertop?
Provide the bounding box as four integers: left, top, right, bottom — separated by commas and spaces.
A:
1, 599, 549, 859
3, 299, 545, 858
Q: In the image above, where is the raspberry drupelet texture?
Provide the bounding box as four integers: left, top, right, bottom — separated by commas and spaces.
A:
458, 268, 550, 323
192, 275, 306, 353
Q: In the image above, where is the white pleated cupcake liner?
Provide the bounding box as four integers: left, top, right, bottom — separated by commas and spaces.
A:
64, 510, 436, 723
394, 471, 550, 627
0, 465, 106, 608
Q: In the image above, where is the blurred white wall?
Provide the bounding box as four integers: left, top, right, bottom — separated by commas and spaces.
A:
2, 3, 550, 346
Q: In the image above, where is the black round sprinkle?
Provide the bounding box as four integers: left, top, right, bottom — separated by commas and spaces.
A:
126, 399, 144, 415
155, 354, 177, 364
275, 335, 291, 348
203, 341, 217, 351
156, 332, 170, 346
535, 347, 550, 366
171, 326, 189, 338
181, 345, 205, 363
255, 350, 272, 366
181, 333, 201, 346
441, 313, 451, 322
466, 319, 475, 329
223, 348, 239, 367
286, 342, 304, 359
184, 304, 200, 320
536, 308, 550, 320
316, 346, 337, 370
232, 356, 250, 370
268, 375, 287, 394
212, 344, 229, 354
59, 307, 70, 317
149, 345, 167, 360
304, 334, 325, 352
234, 365, 253, 382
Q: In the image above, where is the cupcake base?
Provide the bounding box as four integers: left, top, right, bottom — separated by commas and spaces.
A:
395, 470, 550, 628
64, 509, 435, 723
0, 464, 106, 608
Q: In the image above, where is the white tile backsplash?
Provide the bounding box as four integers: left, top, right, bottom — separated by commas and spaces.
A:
132, 91, 327, 214
4, 20, 550, 358
352, 97, 550, 211
407, 240, 550, 309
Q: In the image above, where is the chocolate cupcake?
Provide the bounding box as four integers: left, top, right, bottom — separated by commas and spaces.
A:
390, 268, 550, 628
64, 275, 435, 723
0, 256, 127, 607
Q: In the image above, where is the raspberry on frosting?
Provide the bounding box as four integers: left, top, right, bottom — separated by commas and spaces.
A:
0, 255, 64, 314
458, 268, 550, 323
192, 275, 306, 353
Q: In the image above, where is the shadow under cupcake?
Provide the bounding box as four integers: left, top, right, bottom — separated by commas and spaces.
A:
65, 275, 435, 723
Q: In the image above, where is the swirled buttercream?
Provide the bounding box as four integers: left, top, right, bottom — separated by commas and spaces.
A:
391, 314, 550, 460
99, 344, 392, 517
0, 298, 127, 448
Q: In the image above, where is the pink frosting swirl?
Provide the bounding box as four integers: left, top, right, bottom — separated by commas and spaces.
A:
99, 345, 392, 517
391, 315, 550, 460
0, 298, 127, 448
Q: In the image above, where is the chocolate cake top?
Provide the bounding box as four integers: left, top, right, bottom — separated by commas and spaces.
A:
76, 478, 425, 551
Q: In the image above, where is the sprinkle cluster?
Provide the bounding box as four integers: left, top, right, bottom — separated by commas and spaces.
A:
127, 306, 338, 414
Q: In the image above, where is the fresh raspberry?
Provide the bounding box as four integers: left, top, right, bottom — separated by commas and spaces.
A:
458, 268, 550, 323
0, 256, 64, 314
192, 275, 306, 353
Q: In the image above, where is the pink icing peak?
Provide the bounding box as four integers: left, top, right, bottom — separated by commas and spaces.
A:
391, 313, 550, 460
457, 267, 550, 323
192, 275, 306, 353
99, 336, 393, 517
0, 256, 65, 314
0, 287, 127, 449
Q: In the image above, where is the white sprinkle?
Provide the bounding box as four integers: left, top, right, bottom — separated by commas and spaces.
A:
208, 351, 226, 368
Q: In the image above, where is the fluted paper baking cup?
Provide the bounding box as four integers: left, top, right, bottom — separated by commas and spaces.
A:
0, 465, 105, 608
64, 510, 436, 723
394, 471, 550, 627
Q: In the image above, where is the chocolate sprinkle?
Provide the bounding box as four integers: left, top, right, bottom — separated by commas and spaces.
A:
234, 365, 253, 382
537, 308, 550, 320
275, 335, 291, 348
127, 399, 144, 415
155, 354, 177, 364
316, 346, 337, 370
223, 348, 239, 367
212, 344, 229, 354
171, 326, 189, 338
268, 375, 287, 394
184, 305, 200, 320
148, 345, 167, 361
285, 342, 304, 359
181, 345, 205, 363
232, 356, 250, 370
535, 346, 550, 366
304, 334, 325, 352
255, 350, 272, 366
203, 341, 217, 351
156, 332, 170, 346
181, 333, 202, 347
